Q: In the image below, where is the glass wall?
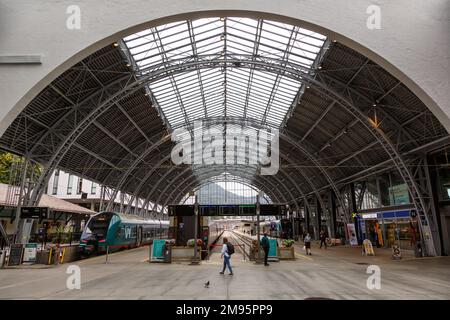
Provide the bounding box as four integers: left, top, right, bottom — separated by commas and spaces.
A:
181, 179, 271, 205
389, 171, 410, 205
358, 171, 411, 210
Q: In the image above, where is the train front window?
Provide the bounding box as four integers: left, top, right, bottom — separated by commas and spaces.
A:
83, 214, 112, 240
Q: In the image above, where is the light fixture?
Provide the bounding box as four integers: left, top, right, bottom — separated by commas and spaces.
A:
220, 17, 225, 22
113, 42, 119, 47
318, 66, 322, 69
126, 63, 131, 67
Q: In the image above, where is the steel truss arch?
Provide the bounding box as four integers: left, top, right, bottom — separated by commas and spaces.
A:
162, 166, 290, 207
25, 54, 435, 255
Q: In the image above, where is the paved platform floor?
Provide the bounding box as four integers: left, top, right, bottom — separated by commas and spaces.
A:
1, 232, 449, 300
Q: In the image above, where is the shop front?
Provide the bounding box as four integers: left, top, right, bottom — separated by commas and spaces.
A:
360, 210, 419, 251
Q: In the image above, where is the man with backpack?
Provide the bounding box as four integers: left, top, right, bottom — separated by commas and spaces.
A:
260, 233, 270, 266
220, 237, 234, 275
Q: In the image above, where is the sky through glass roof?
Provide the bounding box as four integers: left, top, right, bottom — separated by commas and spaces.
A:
124, 17, 327, 130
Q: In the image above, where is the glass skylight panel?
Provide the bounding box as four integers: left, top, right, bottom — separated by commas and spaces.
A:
124, 16, 326, 132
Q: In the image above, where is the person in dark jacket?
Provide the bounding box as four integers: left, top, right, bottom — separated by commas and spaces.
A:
319, 230, 328, 249
260, 233, 270, 266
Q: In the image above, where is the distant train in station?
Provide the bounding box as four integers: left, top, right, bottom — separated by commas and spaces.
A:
238, 218, 295, 239
79, 211, 169, 256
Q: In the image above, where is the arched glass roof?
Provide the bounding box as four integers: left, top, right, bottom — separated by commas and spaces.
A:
124, 17, 327, 129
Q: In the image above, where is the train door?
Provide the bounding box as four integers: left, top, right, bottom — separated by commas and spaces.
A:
136, 226, 142, 247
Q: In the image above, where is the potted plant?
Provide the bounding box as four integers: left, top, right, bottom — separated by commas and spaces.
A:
278, 239, 295, 260
282, 239, 295, 247
186, 239, 203, 247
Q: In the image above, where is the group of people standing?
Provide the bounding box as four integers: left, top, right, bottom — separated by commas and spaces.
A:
220, 229, 329, 274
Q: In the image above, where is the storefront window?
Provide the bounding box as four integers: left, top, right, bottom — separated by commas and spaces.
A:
384, 218, 415, 250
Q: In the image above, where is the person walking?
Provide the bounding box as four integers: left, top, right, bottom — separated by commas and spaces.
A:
260, 232, 270, 266
220, 237, 234, 275
304, 233, 312, 255
319, 230, 328, 249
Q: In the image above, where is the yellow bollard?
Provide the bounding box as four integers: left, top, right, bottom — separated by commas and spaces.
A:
60, 248, 66, 264
47, 247, 53, 265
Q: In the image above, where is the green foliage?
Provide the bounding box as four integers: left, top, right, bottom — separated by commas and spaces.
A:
282, 239, 295, 247
0, 151, 42, 184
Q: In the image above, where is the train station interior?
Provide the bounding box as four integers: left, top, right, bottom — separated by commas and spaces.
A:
0, 0, 449, 301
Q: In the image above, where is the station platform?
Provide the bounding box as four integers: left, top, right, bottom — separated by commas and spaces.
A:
1, 232, 449, 300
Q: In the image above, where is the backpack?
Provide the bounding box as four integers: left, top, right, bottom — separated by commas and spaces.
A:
226, 242, 235, 255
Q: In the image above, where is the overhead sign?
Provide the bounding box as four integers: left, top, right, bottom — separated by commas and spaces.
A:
168, 204, 287, 216
21, 207, 49, 220
168, 205, 195, 216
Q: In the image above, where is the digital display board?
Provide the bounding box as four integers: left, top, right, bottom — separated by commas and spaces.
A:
200, 205, 218, 216
260, 204, 281, 216
239, 205, 256, 216
219, 205, 239, 216
168, 204, 287, 216
168, 205, 195, 216
21, 207, 49, 220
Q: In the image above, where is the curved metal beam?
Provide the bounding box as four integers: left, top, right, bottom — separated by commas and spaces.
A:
130, 140, 308, 215
28, 54, 428, 236
28, 55, 340, 207
164, 170, 285, 208
159, 165, 292, 206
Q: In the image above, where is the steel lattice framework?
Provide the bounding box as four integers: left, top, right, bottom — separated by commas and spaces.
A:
0, 17, 448, 255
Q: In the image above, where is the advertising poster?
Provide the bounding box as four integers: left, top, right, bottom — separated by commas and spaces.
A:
23, 243, 38, 263
346, 224, 358, 246
268, 239, 277, 258
151, 239, 167, 262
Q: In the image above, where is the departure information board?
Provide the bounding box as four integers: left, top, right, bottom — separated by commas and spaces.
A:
168, 205, 195, 216
168, 204, 287, 216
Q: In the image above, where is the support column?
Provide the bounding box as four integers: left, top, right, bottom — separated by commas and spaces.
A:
329, 190, 337, 238
304, 197, 310, 236
119, 192, 124, 213
192, 194, 200, 264
13, 158, 28, 243
423, 156, 442, 255
315, 196, 322, 240
99, 185, 105, 212
349, 183, 361, 244
256, 193, 262, 264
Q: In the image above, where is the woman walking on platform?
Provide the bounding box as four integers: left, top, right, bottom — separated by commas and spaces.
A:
304, 233, 312, 256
